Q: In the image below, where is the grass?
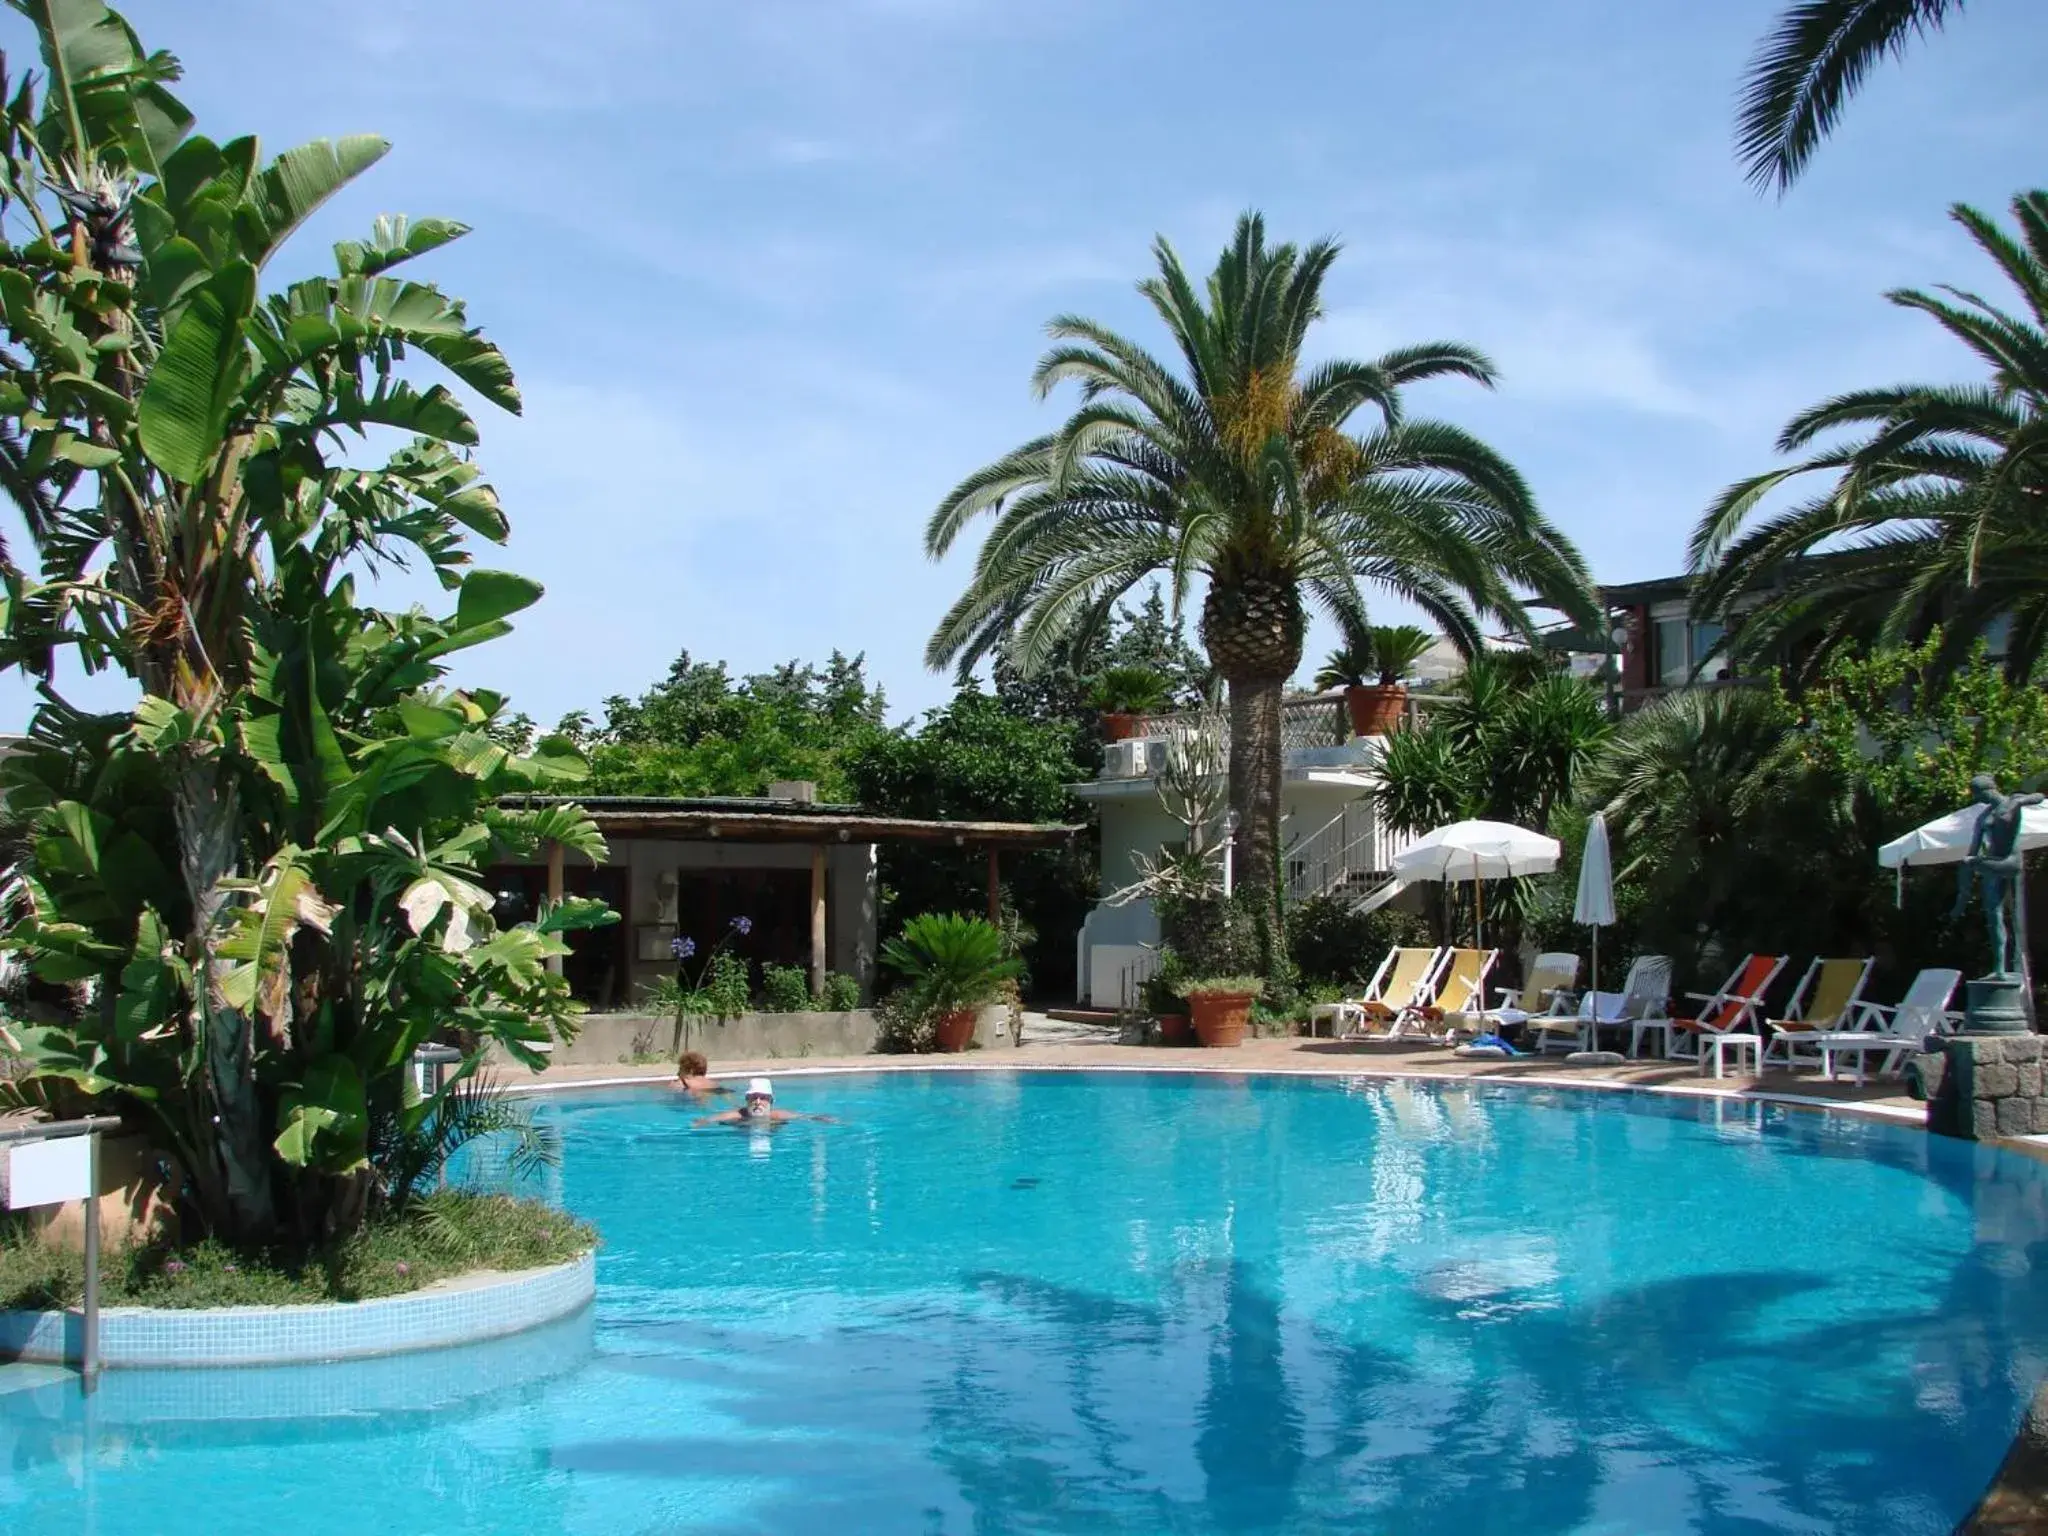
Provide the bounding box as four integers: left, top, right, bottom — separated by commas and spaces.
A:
0, 1192, 595, 1312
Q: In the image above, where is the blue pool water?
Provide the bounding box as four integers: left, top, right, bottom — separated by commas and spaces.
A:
4, 1070, 2048, 1535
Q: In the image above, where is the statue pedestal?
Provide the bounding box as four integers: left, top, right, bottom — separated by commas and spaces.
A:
1963, 974, 2032, 1035
1910, 1032, 2046, 1139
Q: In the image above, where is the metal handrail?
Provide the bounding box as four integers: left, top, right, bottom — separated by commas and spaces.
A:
1, 1113, 123, 1390
0, 1114, 122, 1145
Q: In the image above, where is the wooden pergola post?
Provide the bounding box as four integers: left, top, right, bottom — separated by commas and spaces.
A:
810, 845, 828, 997
986, 847, 1001, 925
545, 839, 565, 976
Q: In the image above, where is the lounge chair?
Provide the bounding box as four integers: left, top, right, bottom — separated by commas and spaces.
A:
1306, 946, 1445, 1039
1669, 954, 1788, 1077
1528, 954, 1672, 1056
1796, 968, 1963, 1084
1760, 957, 1874, 1070
1467, 951, 1580, 1038
1418, 948, 1500, 1040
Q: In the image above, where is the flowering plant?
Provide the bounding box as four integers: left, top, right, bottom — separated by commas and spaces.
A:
645, 915, 754, 1028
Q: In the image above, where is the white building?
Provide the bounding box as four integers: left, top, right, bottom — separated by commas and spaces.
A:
1070, 696, 1426, 1007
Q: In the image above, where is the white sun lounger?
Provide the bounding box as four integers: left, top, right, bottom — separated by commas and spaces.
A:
1797, 968, 1962, 1085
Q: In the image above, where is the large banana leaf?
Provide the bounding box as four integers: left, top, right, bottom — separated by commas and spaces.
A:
274, 1054, 367, 1171
333, 214, 468, 278
135, 258, 255, 483
234, 135, 388, 270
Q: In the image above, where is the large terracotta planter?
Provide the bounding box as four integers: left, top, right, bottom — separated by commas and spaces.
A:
1155, 1012, 1191, 1046
1344, 683, 1408, 737
933, 1008, 978, 1053
1101, 711, 1141, 742
1188, 991, 1255, 1048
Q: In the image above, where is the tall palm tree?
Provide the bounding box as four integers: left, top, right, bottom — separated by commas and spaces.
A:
1691, 191, 2048, 679
1738, 0, 1964, 192
924, 214, 1593, 911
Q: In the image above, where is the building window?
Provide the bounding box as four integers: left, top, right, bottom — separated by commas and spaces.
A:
1985, 612, 2014, 665
1691, 621, 1730, 681
1655, 618, 1689, 688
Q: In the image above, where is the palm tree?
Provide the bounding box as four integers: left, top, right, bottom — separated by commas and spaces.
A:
925, 213, 1593, 908
1690, 191, 2048, 680
1738, 0, 1963, 192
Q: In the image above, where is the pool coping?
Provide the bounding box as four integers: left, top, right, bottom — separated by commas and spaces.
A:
0, 1251, 594, 1369
514, 1054, 2045, 1535
506, 1054, 1933, 1127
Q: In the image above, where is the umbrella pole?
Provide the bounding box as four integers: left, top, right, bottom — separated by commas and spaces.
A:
1588, 925, 1598, 1054
2021, 855, 2036, 1031
1474, 853, 1484, 950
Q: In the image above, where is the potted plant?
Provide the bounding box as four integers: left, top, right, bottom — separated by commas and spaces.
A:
1141, 971, 1190, 1045
1316, 624, 1433, 737
1088, 665, 1172, 742
879, 912, 1023, 1052
1181, 977, 1262, 1048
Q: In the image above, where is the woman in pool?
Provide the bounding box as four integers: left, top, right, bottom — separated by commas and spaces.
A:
673, 1051, 729, 1097
696, 1077, 833, 1127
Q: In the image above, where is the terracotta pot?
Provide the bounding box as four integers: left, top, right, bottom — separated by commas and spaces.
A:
1155, 1012, 1192, 1045
1188, 991, 1255, 1048
1344, 683, 1408, 737
933, 1007, 978, 1052
1101, 711, 1141, 742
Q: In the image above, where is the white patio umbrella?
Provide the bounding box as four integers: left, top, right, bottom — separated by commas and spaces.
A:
1876, 802, 2048, 870
1392, 819, 1561, 948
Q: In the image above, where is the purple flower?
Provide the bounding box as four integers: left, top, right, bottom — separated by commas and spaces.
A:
164, 1259, 186, 1276
730, 916, 753, 936
671, 936, 696, 960
394, 1261, 410, 1278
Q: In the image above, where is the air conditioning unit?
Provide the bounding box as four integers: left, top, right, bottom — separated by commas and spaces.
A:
1103, 739, 1145, 778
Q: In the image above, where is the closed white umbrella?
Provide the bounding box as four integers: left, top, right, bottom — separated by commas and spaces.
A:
1574, 813, 1617, 1048
1392, 819, 1561, 948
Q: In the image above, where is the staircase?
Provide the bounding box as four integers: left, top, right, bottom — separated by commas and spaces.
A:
1284, 807, 1419, 910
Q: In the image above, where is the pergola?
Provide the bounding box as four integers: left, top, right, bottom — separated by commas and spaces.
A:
511, 796, 1082, 993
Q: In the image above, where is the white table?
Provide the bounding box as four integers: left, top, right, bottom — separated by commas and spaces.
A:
1704, 1032, 1761, 1078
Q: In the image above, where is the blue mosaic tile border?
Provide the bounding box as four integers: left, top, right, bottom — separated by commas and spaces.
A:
0, 1252, 593, 1369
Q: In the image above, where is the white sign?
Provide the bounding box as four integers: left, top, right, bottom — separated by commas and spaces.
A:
7, 1135, 93, 1209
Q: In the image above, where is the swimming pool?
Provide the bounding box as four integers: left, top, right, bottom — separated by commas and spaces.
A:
2, 1070, 2044, 1534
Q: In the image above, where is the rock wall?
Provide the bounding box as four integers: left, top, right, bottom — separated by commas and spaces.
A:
1914, 1034, 2047, 1139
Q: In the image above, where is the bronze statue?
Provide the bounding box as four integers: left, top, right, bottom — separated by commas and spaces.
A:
1953, 774, 2043, 977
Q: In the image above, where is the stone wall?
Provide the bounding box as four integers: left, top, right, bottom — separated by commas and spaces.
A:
1913, 1034, 2048, 1139
493, 1006, 1021, 1069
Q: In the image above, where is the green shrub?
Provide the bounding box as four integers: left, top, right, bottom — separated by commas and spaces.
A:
1288, 894, 1430, 987
871, 990, 935, 1054
819, 971, 862, 1012
760, 963, 812, 1013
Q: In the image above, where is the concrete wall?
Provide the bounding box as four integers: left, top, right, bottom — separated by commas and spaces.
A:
503, 1006, 1020, 1068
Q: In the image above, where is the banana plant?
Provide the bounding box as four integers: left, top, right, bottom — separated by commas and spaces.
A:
0, 3, 613, 1240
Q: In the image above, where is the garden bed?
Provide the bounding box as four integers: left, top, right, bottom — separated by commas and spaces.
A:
0, 1192, 593, 1312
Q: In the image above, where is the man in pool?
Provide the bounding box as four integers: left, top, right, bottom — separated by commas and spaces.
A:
672, 1050, 729, 1098
696, 1077, 833, 1127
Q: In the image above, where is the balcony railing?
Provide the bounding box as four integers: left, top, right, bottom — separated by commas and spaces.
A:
1130, 691, 1449, 760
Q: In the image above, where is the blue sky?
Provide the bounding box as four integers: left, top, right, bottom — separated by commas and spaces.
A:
5, 0, 2047, 728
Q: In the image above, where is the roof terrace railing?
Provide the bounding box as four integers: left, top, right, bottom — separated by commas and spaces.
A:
1130, 691, 1451, 761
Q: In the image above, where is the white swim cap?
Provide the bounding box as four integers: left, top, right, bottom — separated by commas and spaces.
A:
747, 1077, 774, 1099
